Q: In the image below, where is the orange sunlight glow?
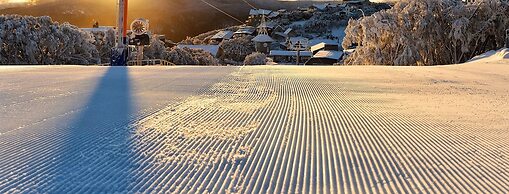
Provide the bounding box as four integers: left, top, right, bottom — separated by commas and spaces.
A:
8, 0, 28, 3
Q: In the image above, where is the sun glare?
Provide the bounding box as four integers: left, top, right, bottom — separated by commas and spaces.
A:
7, 0, 32, 4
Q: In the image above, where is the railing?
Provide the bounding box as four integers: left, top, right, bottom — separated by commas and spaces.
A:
127, 59, 176, 66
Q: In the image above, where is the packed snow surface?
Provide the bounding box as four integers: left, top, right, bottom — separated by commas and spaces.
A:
1, 60, 509, 193
468, 48, 509, 63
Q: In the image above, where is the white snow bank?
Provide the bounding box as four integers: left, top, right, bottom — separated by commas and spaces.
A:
467, 48, 509, 63
0, 66, 48, 72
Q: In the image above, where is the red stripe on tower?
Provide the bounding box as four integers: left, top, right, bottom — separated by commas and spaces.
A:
123, 0, 128, 38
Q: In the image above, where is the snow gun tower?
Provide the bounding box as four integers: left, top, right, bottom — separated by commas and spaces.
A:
111, 0, 129, 66
129, 18, 151, 66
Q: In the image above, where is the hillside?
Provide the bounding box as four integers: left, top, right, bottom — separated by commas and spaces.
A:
0, 0, 254, 41
0, 0, 336, 41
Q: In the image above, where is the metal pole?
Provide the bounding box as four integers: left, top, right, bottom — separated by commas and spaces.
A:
137, 46, 144, 66
111, 0, 129, 66
296, 41, 300, 65
506, 29, 509, 48
118, 0, 128, 47
297, 50, 301, 65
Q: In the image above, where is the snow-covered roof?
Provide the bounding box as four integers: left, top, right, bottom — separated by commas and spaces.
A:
289, 37, 308, 43
284, 28, 293, 35
249, 9, 272, 16
311, 43, 327, 52
274, 32, 288, 38
268, 11, 280, 18
211, 31, 234, 40
177, 45, 221, 57
234, 27, 256, 35
252, 34, 274, 43
309, 38, 341, 47
312, 50, 343, 60
269, 50, 313, 57
311, 42, 340, 53
274, 28, 295, 38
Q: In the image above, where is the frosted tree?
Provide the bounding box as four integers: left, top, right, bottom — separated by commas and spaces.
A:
220, 36, 255, 62
161, 46, 219, 65
303, 12, 341, 34
144, 35, 168, 60
244, 52, 267, 65
164, 47, 198, 65
342, 0, 509, 66
188, 48, 219, 66
0, 15, 100, 65
89, 28, 116, 63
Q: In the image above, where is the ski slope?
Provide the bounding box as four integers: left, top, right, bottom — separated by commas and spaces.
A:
0, 59, 509, 193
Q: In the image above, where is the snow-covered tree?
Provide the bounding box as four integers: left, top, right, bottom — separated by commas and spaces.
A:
89, 28, 116, 63
0, 15, 100, 65
342, 0, 509, 66
244, 52, 267, 65
303, 12, 341, 34
220, 35, 255, 62
180, 36, 205, 45
144, 35, 168, 60
164, 47, 198, 65
163, 47, 218, 65
188, 48, 219, 66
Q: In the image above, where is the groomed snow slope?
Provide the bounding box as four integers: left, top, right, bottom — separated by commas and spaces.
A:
0, 60, 508, 193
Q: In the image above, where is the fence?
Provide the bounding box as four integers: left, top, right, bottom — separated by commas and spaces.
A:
127, 59, 176, 66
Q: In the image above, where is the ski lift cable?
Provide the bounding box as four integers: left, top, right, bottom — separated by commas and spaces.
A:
199, 0, 244, 24
240, 0, 257, 9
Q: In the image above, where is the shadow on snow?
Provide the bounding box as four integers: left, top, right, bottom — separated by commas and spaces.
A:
54, 66, 137, 192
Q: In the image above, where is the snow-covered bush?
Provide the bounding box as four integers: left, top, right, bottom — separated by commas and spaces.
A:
244, 52, 267, 65
0, 15, 100, 65
220, 36, 255, 62
163, 47, 218, 65
342, 0, 509, 66
188, 48, 219, 66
